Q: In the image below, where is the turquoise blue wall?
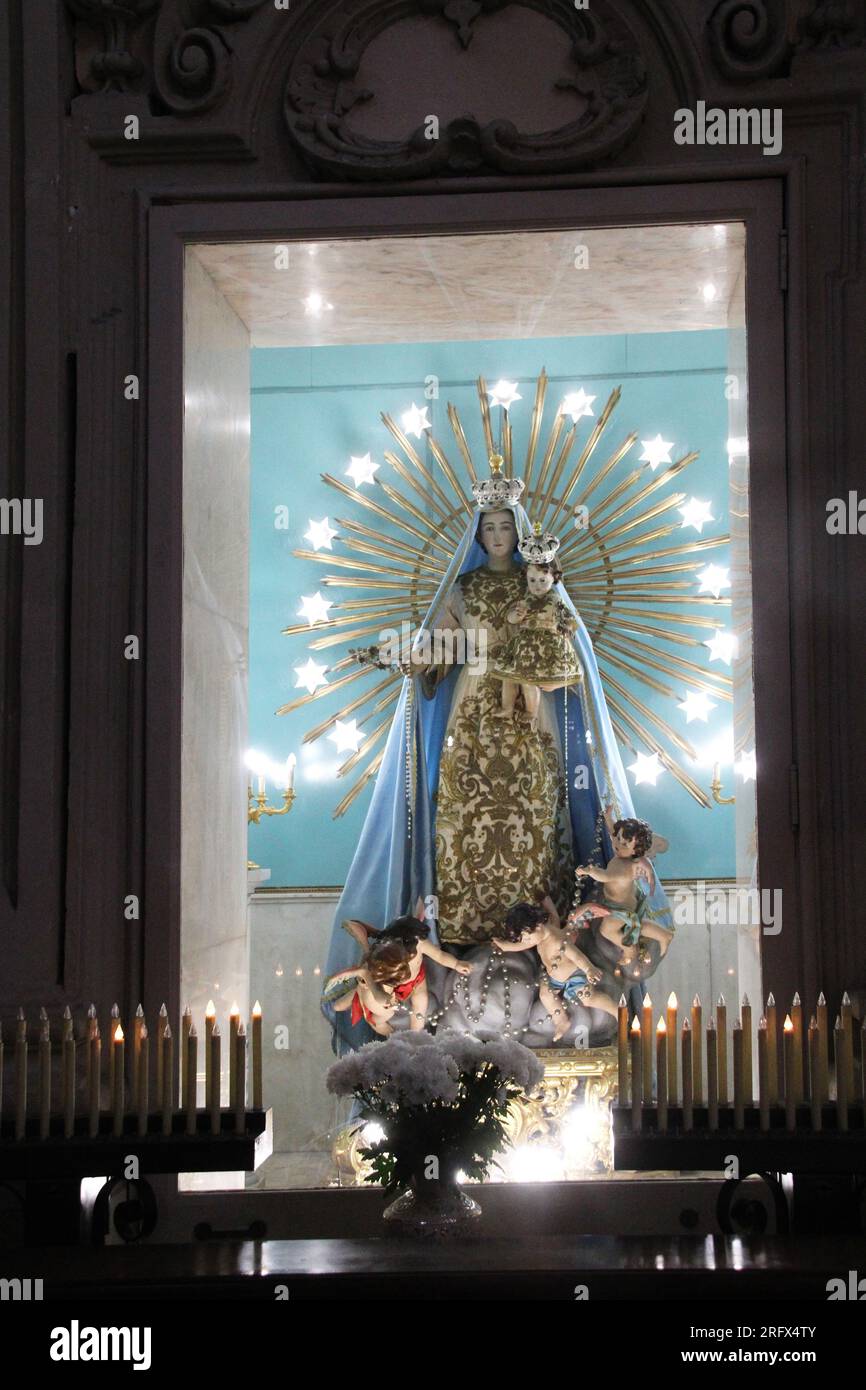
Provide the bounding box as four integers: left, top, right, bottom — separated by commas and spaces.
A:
249, 331, 735, 886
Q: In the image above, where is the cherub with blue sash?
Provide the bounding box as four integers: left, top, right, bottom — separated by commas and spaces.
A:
575, 806, 675, 970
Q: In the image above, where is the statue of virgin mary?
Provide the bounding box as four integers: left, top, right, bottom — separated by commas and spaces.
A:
321, 459, 673, 1052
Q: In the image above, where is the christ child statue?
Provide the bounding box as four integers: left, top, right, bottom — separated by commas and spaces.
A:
491, 525, 582, 730
326, 905, 472, 1034
575, 807, 674, 967
493, 895, 617, 1041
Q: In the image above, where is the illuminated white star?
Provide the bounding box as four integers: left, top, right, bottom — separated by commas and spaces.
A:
704, 629, 739, 664
697, 564, 731, 598
734, 748, 757, 783
639, 435, 674, 471
488, 379, 522, 411
297, 592, 332, 626
304, 517, 338, 551
401, 403, 431, 438
560, 389, 596, 422
328, 719, 362, 754
677, 690, 717, 723
345, 452, 379, 487
678, 498, 715, 533
627, 751, 664, 786
294, 658, 328, 694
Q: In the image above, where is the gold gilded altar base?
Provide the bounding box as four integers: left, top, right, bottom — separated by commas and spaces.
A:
333, 1044, 619, 1186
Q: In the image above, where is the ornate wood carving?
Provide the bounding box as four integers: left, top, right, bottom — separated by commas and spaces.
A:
706, 0, 862, 82
283, 0, 649, 180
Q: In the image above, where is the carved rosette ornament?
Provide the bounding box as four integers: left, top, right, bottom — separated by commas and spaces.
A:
283, 0, 649, 181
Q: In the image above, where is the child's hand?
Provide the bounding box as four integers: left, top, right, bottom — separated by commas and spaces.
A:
453, 960, 473, 976
576, 864, 599, 880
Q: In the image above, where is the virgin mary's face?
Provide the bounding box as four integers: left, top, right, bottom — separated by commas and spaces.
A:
479, 510, 517, 559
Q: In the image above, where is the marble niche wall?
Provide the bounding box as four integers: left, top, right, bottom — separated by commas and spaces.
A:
181, 250, 252, 1085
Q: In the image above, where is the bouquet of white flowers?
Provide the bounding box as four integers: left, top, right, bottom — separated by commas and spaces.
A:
327, 1029, 544, 1195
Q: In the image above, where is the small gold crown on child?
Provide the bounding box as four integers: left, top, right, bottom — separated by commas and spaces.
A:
471, 452, 525, 510
518, 519, 560, 565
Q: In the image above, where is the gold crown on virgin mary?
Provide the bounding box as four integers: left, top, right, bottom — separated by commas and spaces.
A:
471, 452, 525, 511
518, 520, 561, 566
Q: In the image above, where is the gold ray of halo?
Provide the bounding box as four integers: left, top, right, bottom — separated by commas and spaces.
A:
275, 659, 372, 717
321, 473, 454, 559
382, 450, 462, 539
523, 369, 548, 492
545, 388, 622, 531
426, 430, 474, 511
333, 749, 386, 819
282, 607, 410, 638
595, 632, 732, 699
292, 548, 434, 584
303, 672, 402, 744
284, 372, 733, 812
476, 377, 495, 461
447, 403, 477, 485
605, 693, 712, 809
337, 716, 391, 778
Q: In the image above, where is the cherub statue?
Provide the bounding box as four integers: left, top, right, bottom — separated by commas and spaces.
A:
490, 525, 582, 729
324, 903, 472, 1034
574, 807, 674, 969
493, 895, 617, 1041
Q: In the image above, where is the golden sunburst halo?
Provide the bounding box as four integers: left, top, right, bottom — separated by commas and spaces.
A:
281, 371, 731, 817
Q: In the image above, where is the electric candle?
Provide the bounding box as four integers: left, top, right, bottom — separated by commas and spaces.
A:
630, 1017, 642, 1131
63, 1029, 76, 1139
617, 994, 629, 1102
235, 1023, 247, 1135
15, 1008, 27, 1141
86, 1004, 97, 1101
156, 1003, 169, 1107
840, 992, 855, 1103
62, 1004, 73, 1042
642, 992, 653, 1101
716, 995, 727, 1105
229, 1003, 240, 1110
784, 1014, 796, 1132
732, 1019, 744, 1130
691, 995, 703, 1104
742, 995, 753, 1105
205, 999, 216, 1109
161, 1024, 173, 1136
252, 1000, 263, 1109
39, 1016, 51, 1140
835, 1015, 848, 1133
681, 1019, 693, 1131
88, 1028, 101, 1137
181, 1004, 192, 1103
132, 1004, 145, 1110
791, 992, 804, 1103
666, 993, 678, 1104
809, 1017, 821, 1133
109, 1004, 121, 1100
287, 753, 296, 791
656, 1017, 667, 1133
137, 1026, 149, 1136
112, 1023, 125, 1138
257, 773, 265, 799
210, 1025, 221, 1136
707, 1016, 718, 1130
816, 991, 828, 1103
185, 1024, 198, 1135
765, 993, 778, 1105
758, 1016, 769, 1131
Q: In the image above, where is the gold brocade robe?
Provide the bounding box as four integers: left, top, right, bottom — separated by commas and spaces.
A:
433, 565, 574, 943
